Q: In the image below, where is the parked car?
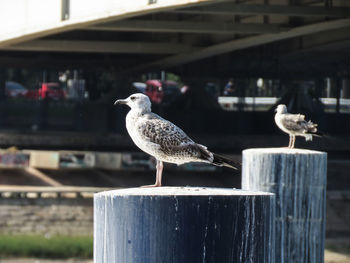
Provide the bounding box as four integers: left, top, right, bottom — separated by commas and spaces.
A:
5, 81, 28, 98
37, 82, 67, 100
145, 80, 164, 104
25, 89, 39, 100
144, 80, 181, 104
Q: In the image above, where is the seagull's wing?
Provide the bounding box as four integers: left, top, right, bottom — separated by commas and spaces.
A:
285, 113, 305, 122
138, 113, 209, 159
139, 113, 192, 147
281, 112, 320, 134
281, 113, 308, 132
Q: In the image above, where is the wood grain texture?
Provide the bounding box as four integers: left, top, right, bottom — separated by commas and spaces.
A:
94, 187, 275, 263
242, 148, 327, 263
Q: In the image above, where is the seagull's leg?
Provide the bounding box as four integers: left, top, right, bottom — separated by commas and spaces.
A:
291, 135, 296, 148
288, 135, 292, 148
156, 160, 163, 186
294, 135, 296, 148
141, 159, 163, 187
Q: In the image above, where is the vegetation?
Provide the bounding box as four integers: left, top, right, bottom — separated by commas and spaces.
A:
0, 235, 93, 259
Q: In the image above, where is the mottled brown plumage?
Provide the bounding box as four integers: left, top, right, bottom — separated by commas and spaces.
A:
139, 114, 202, 159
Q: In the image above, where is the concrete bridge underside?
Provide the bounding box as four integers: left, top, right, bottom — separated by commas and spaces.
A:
0, 0, 350, 78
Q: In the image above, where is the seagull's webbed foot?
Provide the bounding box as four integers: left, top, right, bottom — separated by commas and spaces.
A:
141, 182, 162, 188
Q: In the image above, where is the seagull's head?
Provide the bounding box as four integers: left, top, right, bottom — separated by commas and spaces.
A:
275, 104, 287, 114
114, 93, 151, 112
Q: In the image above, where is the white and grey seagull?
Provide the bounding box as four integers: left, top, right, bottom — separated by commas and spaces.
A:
274, 104, 318, 148
115, 93, 238, 187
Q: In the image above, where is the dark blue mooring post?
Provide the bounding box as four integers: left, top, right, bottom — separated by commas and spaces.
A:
242, 148, 327, 263
94, 187, 275, 263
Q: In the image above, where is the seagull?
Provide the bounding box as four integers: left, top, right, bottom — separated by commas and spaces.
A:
274, 104, 318, 148
115, 93, 238, 187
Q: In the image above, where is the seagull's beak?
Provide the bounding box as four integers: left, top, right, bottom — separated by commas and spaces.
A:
114, 99, 128, 105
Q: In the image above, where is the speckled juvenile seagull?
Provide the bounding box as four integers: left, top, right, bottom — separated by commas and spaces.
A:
274, 104, 318, 148
115, 93, 238, 187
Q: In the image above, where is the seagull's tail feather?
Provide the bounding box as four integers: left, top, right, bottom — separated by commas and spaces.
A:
195, 144, 213, 162
306, 120, 318, 133
303, 121, 322, 141
195, 144, 240, 170
212, 153, 240, 170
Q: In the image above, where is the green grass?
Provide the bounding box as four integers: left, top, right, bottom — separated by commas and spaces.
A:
0, 235, 93, 259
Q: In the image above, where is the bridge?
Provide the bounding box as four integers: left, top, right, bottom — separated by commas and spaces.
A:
0, 0, 349, 77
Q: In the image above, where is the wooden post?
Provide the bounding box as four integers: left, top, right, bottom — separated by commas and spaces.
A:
242, 148, 327, 263
94, 187, 275, 263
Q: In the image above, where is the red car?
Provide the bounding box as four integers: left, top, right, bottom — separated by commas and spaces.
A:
37, 82, 67, 100
145, 80, 164, 104
145, 80, 181, 104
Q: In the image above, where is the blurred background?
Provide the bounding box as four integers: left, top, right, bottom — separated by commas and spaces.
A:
0, 0, 350, 262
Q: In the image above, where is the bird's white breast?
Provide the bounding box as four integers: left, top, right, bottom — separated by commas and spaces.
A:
275, 114, 294, 135
125, 111, 159, 157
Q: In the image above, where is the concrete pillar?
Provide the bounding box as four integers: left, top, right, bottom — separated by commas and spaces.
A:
242, 148, 327, 263
94, 187, 275, 263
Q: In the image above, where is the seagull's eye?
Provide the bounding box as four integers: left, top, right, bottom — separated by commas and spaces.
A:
130, 96, 136, 101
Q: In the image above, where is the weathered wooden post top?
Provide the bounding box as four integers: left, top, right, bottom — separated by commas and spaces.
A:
94, 187, 275, 263
242, 148, 327, 263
